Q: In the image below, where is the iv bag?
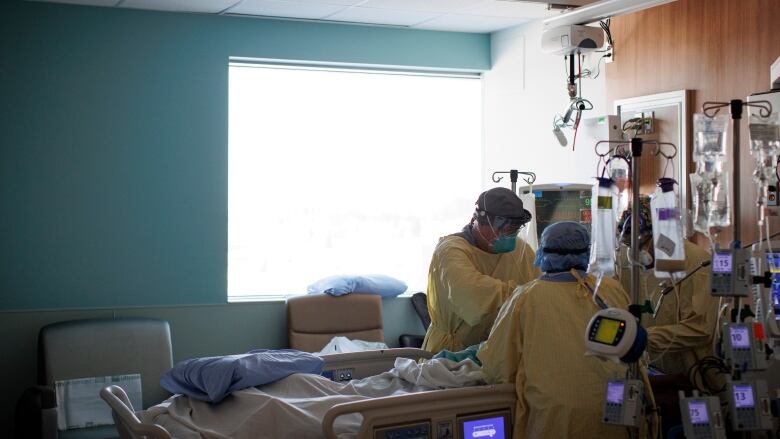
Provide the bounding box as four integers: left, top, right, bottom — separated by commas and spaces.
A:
694, 113, 729, 161
519, 190, 539, 251
588, 177, 619, 277
609, 158, 630, 194
651, 178, 686, 277
690, 171, 731, 235
748, 113, 780, 184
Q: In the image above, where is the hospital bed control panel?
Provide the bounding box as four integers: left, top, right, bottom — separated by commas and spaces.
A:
374, 421, 430, 439
322, 368, 355, 383
373, 410, 510, 439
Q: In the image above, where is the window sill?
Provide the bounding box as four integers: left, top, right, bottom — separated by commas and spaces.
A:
227, 292, 423, 303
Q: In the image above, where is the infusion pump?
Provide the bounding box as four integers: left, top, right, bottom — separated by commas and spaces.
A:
750, 242, 780, 338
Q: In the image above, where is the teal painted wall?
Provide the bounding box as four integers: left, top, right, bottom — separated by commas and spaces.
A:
0, 298, 426, 434
0, 0, 489, 310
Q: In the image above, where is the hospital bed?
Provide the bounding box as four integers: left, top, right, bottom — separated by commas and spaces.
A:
101, 348, 517, 439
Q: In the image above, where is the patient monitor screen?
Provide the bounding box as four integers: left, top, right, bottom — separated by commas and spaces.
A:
461, 413, 508, 439
532, 189, 591, 239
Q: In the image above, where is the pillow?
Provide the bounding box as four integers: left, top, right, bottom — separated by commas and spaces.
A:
307, 274, 407, 297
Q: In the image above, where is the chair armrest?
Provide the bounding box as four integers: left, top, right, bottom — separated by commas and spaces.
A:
14, 386, 58, 439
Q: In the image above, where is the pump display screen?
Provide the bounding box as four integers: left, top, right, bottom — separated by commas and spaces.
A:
730, 326, 750, 349
462, 416, 506, 439
713, 252, 733, 273
593, 317, 623, 345
606, 381, 625, 404
688, 401, 710, 424
768, 253, 780, 321
733, 385, 755, 408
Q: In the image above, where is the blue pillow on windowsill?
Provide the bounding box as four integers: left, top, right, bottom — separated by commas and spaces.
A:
307, 274, 408, 298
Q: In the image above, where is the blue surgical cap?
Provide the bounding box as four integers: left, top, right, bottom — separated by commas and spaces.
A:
534, 221, 591, 273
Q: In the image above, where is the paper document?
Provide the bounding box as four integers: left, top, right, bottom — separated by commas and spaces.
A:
55, 373, 142, 430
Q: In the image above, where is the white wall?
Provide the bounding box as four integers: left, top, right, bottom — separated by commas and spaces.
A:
483, 20, 608, 187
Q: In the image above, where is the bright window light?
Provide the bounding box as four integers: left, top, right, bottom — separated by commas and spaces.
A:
228, 63, 482, 300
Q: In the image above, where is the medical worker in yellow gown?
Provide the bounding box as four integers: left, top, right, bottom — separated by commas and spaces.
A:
422, 187, 539, 354
616, 197, 719, 384
478, 221, 630, 439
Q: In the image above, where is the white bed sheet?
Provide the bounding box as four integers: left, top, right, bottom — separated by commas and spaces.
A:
140, 358, 484, 439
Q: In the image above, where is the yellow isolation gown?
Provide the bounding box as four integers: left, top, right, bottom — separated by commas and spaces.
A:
478, 273, 630, 439
618, 241, 719, 377
421, 235, 539, 353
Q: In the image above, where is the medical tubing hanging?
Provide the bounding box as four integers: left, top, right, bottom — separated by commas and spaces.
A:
701, 99, 773, 244
491, 170, 537, 194
748, 109, 780, 245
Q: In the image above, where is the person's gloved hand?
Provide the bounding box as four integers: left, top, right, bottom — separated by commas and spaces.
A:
432, 344, 482, 366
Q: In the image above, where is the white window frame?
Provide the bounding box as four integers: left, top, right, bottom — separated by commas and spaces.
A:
227, 58, 484, 302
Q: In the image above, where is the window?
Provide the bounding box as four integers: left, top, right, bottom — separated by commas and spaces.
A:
228, 62, 482, 300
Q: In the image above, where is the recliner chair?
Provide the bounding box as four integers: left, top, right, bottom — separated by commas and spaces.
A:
14, 317, 173, 439
286, 294, 385, 352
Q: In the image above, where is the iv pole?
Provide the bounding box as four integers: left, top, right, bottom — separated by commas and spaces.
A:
491, 170, 537, 194
595, 138, 677, 439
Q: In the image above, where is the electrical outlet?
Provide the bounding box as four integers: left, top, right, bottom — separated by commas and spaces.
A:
642, 111, 655, 134
604, 47, 614, 64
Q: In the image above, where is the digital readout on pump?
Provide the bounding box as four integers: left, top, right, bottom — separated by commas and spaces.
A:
733, 385, 755, 408
688, 401, 710, 424
712, 252, 733, 273
594, 317, 623, 345
768, 253, 780, 321
730, 326, 750, 349
606, 381, 625, 404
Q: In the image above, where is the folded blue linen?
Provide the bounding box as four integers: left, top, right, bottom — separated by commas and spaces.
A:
160, 349, 324, 403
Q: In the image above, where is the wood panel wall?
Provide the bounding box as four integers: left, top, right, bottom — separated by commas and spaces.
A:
605, 0, 780, 244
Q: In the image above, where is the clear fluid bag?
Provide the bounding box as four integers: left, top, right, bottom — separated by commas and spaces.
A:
749, 112, 780, 184
651, 178, 686, 277
588, 177, 619, 277
694, 113, 729, 161
690, 171, 731, 235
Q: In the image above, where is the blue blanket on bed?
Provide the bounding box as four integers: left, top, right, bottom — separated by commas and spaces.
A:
160, 349, 324, 403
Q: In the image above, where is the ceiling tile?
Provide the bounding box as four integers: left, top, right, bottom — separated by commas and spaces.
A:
229, 0, 347, 18
460, 1, 557, 19
325, 6, 441, 26
414, 13, 529, 33
360, 0, 483, 14
119, 0, 240, 13
27, 0, 119, 6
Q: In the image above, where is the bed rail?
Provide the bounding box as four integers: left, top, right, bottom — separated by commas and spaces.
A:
320, 348, 433, 382
322, 383, 516, 439
100, 385, 172, 439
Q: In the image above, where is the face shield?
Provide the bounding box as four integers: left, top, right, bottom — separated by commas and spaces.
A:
474, 211, 530, 253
